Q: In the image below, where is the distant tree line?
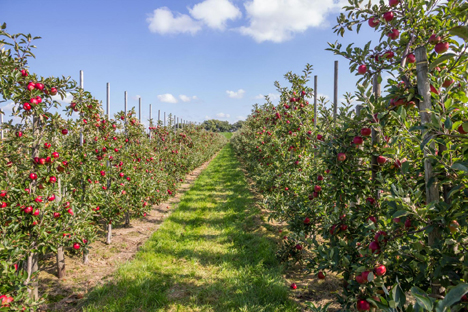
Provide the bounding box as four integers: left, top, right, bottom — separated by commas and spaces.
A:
201, 119, 244, 132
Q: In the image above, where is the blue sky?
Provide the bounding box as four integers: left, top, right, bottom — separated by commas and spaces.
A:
0, 0, 381, 125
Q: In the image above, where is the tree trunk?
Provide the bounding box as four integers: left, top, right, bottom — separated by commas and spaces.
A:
125, 211, 130, 227
83, 249, 89, 265
106, 223, 112, 245
24, 253, 39, 300
56, 246, 66, 278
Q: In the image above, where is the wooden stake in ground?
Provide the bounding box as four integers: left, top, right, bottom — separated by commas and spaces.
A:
415, 46, 441, 296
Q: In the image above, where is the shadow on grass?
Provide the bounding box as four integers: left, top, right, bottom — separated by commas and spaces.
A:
80, 145, 299, 312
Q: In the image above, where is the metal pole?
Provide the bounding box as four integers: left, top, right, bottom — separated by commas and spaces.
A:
79, 70, 84, 146
314, 75, 317, 128
139, 98, 142, 122
124, 91, 127, 121
149, 104, 152, 139
106, 83, 110, 119
333, 61, 338, 123
1, 110, 3, 140
158, 110, 160, 125
371, 74, 381, 184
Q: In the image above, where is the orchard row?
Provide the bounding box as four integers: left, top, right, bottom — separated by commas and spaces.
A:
0, 25, 226, 310
233, 0, 468, 311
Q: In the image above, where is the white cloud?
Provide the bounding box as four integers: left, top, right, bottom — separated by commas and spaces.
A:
226, 89, 245, 99
179, 95, 199, 102
1, 102, 23, 124
236, 115, 246, 121
157, 93, 178, 103
147, 7, 202, 35
254, 93, 280, 101
216, 113, 231, 118
52, 92, 74, 104
189, 0, 242, 30
238, 0, 348, 43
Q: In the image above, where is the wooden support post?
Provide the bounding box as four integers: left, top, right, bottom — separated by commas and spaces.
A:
415, 46, 441, 296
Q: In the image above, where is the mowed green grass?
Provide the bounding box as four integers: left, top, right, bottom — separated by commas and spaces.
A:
221, 132, 233, 139
82, 144, 299, 312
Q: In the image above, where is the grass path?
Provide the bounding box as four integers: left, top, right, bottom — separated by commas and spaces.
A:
82, 144, 299, 312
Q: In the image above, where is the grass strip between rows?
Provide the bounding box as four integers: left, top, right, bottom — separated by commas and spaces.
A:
82, 144, 299, 312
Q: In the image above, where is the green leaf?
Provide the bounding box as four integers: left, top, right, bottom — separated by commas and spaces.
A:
452, 162, 468, 174
411, 286, 433, 311
439, 283, 468, 311
449, 26, 468, 41
390, 210, 408, 221
429, 53, 457, 70
420, 134, 433, 151
392, 283, 406, 308
447, 185, 463, 198
444, 117, 453, 131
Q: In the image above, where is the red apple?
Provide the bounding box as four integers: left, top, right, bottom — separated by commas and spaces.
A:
368, 17, 379, 28
317, 134, 323, 141
53, 212, 60, 218
406, 53, 416, 63
317, 175, 324, 181
29, 173, 37, 180
356, 275, 365, 284
314, 185, 322, 192
304, 217, 311, 224
23, 103, 32, 111
357, 299, 370, 311
387, 29, 399, 40
383, 11, 394, 22
52, 152, 59, 158
337, 153, 346, 161
290, 283, 297, 289
428, 34, 441, 45
295, 244, 303, 250
361, 128, 371, 136
353, 136, 363, 145
49, 176, 57, 183
377, 156, 387, 164
442, 79, 454, 88
61, 129, 68, 135
435, 42, 449, 54
374, 265, 386, 276
369, 241, 380, 253
389, 0, 399, 6
458, 124, 467, 134
73, 243, 80, 250
384, 51, 394, 59
358, 64, 367, 74
318, 271, 326, 279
